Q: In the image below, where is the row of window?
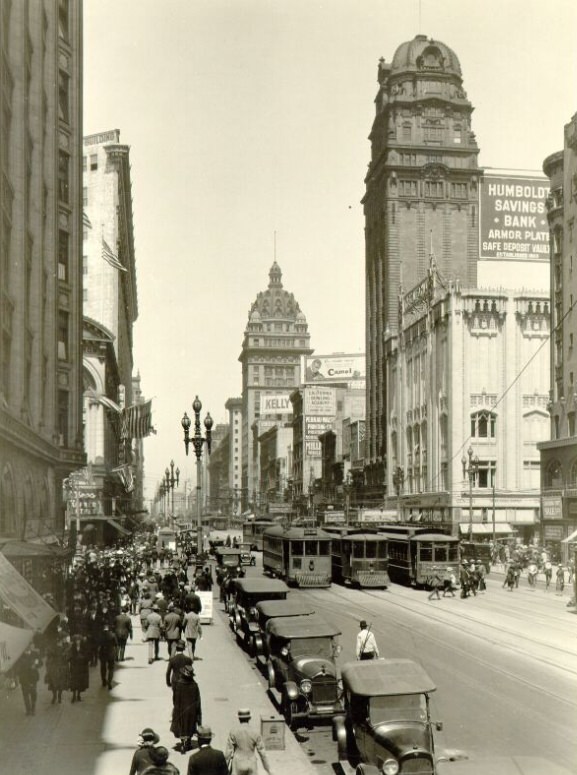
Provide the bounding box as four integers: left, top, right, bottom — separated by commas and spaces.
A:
398, 180, 469, 199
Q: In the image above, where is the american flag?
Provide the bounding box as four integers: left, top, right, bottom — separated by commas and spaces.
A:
102, 238, 127, 272
120, 400, 154, 439
83, 211, 92, 229
113, 465, 135, 493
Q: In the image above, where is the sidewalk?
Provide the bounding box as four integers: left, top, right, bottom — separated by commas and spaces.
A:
0, 588, 317, 775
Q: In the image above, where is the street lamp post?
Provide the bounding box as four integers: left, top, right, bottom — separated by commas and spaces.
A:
462, 447, 480, 542
392, 466, 405, 522
181, 396, 213, 558
164, 460, 180, 529
343, 471, 352, 526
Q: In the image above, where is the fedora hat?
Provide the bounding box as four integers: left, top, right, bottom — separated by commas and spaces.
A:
237, 708, 251, 720
359, 620, 368, 629
197, 725, 213, 740
139, 728, 160, 744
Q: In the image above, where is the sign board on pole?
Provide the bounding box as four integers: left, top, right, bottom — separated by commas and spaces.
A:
197, 591, 213, 624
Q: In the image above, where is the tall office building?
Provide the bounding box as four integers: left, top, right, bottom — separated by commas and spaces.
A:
363, 35, 481, 488
0, 0, 84, 540
539, 113, 577, 555
239, 263, 312, 511
81, 129, 138, 528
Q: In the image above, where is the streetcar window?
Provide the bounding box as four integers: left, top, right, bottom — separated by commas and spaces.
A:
353, 541, 364, 558
419, 544, 433, 561
291, 541, 304, 556
318, 541, 330, 556
365, 542, 377, 560
305, 541, 318, 556
435, 546, 448, 562
293, 557, 302, 569
448, 544, 460, 561
378, 542, 388, 558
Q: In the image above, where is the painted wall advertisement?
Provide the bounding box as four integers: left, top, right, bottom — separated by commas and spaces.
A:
260, 393, 292, 416
304, 354, 365, 385
304, 386, 336, 457
479, 174, 550, 261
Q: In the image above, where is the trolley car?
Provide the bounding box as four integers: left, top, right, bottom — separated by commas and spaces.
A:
325, 527, 390, 588
262, 525, 332, 587
378, 525, 460, 587
243, 519, 277, 551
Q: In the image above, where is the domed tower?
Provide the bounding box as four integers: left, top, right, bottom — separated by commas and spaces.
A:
239, 263, 313, 508
364, 35, 482, 486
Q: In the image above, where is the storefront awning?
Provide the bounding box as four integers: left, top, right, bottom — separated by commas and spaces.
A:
561, 528, 577, 543
0, 554, 58, 631
459, 523, 515, 535
0, 621, 34, 673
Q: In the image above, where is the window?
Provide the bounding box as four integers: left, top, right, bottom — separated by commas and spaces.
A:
451, 183, 467, 199
424, 181, 443, 198
82, 187, 87, 207
453, 125, 462, 144
424, 125, 443, 143
58, 151, 69, 204
471, 410, 496, 438
400, 180, 417, 197
476, 461, 496, 488
402, 123, 411, 141
90, 154, 98, 171
58, 310, 69, 360
58, 390, 69, 446
58, 230, 68, 282
58, 71, 69, 123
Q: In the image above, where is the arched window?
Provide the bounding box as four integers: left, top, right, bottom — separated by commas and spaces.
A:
545, 460, 563, 489
471, 410, 496, 439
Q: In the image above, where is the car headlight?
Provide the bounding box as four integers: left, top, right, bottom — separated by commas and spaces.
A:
382, 759, 399, 775
300, 679, 312, 694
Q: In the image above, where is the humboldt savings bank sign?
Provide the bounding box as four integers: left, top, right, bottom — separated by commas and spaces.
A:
480, 174, 550, 261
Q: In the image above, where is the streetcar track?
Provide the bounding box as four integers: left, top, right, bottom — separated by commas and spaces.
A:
302, 585, 577, 709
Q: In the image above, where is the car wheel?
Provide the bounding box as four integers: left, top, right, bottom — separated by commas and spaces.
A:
282, 695, 299, 730
267, 662, 276, 690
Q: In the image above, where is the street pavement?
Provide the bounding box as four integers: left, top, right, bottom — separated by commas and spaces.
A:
0, 583, 317, 775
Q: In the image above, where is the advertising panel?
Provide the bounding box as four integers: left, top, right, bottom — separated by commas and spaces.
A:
304, 386, 336, 459
542, 495, 563, 521
479, 174, 549, 261
304, 354, 365, 384
261, 394, 292, 416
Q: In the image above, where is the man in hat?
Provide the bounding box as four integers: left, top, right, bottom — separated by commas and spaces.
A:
98, 622, 118, 689
145, 604, 163, 663
114, 606, 133, 662
170, 664, 202, 753
163, 604, 183, 658
356, 620, 379, 660
225, 708, 272, 775
129, 728, 161, 775
187, 725, 228, 775
166, 640, 193, 696
141, 746, 179, 775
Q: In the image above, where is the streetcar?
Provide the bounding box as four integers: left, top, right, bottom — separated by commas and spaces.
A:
262, 525, 332, 587
378, 525, 460, 587
156, 527, 177, 552
243, 519, 277, 551
325, 526, 390, 588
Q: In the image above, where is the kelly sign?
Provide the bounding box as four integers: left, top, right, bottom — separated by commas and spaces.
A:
480, 174, 550, 261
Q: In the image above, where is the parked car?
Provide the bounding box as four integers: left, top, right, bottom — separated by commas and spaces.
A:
265, 613, 343, 729
228, 578, 289, 653
239, 542, 257, 566
333, 659, 442, 774
253, 599, 315, 660
214, 548, 244, 586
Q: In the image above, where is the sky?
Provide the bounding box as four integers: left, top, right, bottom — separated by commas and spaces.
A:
83, 0, 577, 504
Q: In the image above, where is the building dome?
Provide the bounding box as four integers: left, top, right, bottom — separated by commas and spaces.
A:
391, 34, 462, 78
247, 263, 304, 322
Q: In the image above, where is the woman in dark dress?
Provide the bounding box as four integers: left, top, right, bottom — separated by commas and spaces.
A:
170, 665, 201, 752
45, 635, 70, 704
69, 634, 90, 702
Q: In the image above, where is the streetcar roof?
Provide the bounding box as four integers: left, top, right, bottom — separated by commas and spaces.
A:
256, 600, 315, 619
215, 547, 242, 556
232, 578, 289, 595
339, 533, 388, 541
342, 659, 436, 696
263, 525, 333, 539
266, 614, 341, 638
378, 531, 458, 543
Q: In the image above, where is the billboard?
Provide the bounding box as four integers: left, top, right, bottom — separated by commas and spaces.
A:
304, 354, 365, 384
260, 393, 292, 416
304, 386, 336, 458
479, 174, 549, 261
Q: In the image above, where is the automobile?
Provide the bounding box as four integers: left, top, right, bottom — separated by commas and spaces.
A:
253, 599, 315, 660
333, 659, 442, 775
239, 542, 257, 567
228, 578, 289, 653
214, 547, 244, 585
265, 613, 344, 730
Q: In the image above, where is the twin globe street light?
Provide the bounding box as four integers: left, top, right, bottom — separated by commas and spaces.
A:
164, 460, 179, 529
181, 396, 213, 558
462, 447, 480, 542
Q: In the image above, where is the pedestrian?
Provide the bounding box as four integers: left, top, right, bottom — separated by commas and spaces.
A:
505, 565, 516, 591
141, 746, 180, 775
442, 568, 456, 597
468, 563, 478, 596
45, 634, 70, 704
146, 604, 163, 664
356, 620, 379, 660
225, 708, 272, 775
99, 622, 117, 689
69, 634, 90, 702
115, 606, 133, 661
186, 725, 228, 775
477, 563, 487, 592
170, 665, 202, 753
183, 608, 202, 661
460, 565, 470, 598
556, 565, 565, 593
184, 587, 202, 615
428, 570, 443, 600
129, 728, 161, 775
166, 640, 193, 697
15, 643, 42, 716
163, 604, 183, 658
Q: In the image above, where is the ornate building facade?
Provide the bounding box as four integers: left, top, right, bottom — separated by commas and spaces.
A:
239, 263, 312, 511
363, 35, 481, 490
539, 113, 577, 556
0, 0, 84, 541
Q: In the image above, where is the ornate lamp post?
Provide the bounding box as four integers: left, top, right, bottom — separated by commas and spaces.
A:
181, 396, 213, 557
164, 460, 180, 529
392, 466, 405, 522
462, 447, 480, 542
343, 471, 353, 526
